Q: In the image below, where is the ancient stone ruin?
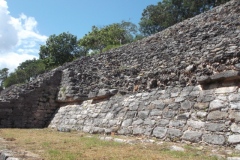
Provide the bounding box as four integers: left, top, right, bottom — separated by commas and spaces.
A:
0, 0, 239, 148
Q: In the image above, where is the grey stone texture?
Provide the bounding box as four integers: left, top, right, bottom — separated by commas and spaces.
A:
0, 0, 240, 149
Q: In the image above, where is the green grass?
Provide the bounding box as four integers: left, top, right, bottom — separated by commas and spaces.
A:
0, 128, 235, 160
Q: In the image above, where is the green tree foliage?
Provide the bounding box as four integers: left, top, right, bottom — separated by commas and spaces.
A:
139, 0, 231, 36
39, 32, 80, 68
3, 59, 46, 88
78, 21, 138, 53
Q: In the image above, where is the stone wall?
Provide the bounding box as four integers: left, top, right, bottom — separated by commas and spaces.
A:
55, 0, 239, 101
0, 0, 239, 149
49, 76, 240, 147
0, 69, 62, 128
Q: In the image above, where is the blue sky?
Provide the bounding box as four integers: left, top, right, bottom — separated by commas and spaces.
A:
0, 0, 160, 72
7, 0, 160, 38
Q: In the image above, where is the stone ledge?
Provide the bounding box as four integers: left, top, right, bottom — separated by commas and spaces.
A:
197, 70, 240, 85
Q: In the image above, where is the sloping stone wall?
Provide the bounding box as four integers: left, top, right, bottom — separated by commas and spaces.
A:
0, 69, 62, 128
55, 0, 239, 101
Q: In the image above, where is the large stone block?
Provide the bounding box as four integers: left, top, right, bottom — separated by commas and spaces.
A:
215, 86, 238, 94
205, 123, 226, 132
167, 128, 182, 138
203, 134, 225, 145
180, 100, 194, 110
209, 99, 226, 111
228, 135, 240, 144
152, 127, 167, 138
187, 120, 205, 129
229, 112, 240, 123
207, 111, 228, 120
182, 130, 202, 142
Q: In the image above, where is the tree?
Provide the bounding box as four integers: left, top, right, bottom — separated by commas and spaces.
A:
139, 0, 231, 36
78, 21, 138, 53
17, 58, 46, 80
39, 32, 80, 68
3, 59, 46, 88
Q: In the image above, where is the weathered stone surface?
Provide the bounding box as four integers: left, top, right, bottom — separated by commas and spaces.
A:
227, 157, 240, 160
150, 109, 162, 116
163, 111, 176, 118
187, 120, 205, 129
157, 119, 170, 127
194, 102, 209, 110
133, 127, 144, 135
132, 119, 143, 125
0, 0, 240, 149
169, 145, 185, 152
176, 113, 190, 120
196, 111, 207, 118
168, 128, 182, 137
231, 123, 240, 133
180, 100, 193, 110
228, 135, 240, 144
215, 86, 238, 94
152, 127, 167, 138
138, 110, 150, 119
207, 111, 228, 120
209, 99, 226, 111
229, 94, 240, 102
169, 120, 186, 128
205, 123, 226, 132
203, 134, 225, 145
230, 102, 240, 110
182, 130, 202, 142
229, 112, 240, 123
122, 119, 132, 127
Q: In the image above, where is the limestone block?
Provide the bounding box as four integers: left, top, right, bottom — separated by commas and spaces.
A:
203, 134, 225, 145
121, 119, 132, 127
194, 102, 209, 110
215, 86, 238, 94
132, 119, 144, 125
182, 130, 202, 143
163, 110, 176, 118
157, 119, 170, 127
227, 157, 240, 160
205, 123, 226, 132
209, 99, 226, 111
133, 127, 145, 135
228, 135, 240, 144
152, 127, 167, 138
168, 103, 180, 110
180, 100, 194, 110
229, 112, 240, 123
187, 120, 205, 129
138, 110, 150, 119
167, 128, 183, 138
150, 109, 162, 116
230, 102, 240, 110
143, 118, 155, 126
229, 94, 240, 102
169, 120, 186, 128
207, 111, 228, 120
231, 123, 240, 133
176, 113, 190, 120
196, 111, 207, 118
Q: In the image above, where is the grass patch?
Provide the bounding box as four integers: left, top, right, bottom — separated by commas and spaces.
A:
0, 129, 229, 160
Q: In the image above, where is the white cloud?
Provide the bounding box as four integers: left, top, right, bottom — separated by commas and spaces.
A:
0, 52, 37, 72
0, 0, 48, 72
